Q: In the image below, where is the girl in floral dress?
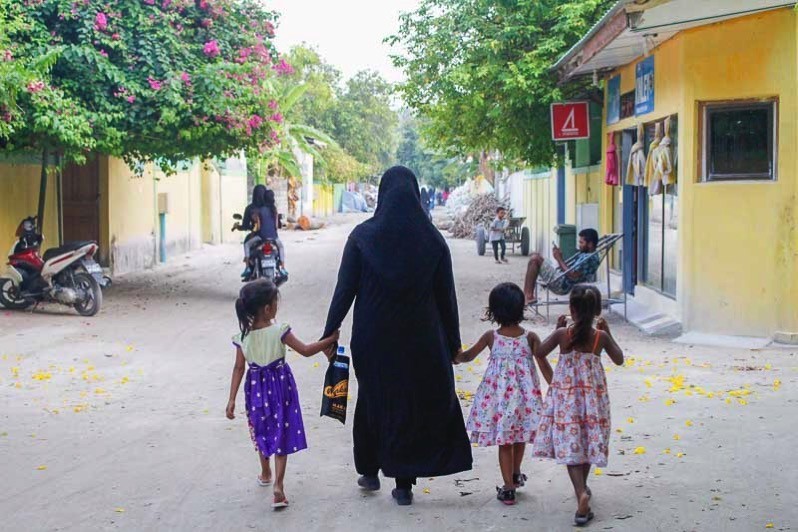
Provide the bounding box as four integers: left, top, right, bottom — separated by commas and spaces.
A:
226, 279, 339, 509
456, 283, 553, 505
533, 285, 624, 526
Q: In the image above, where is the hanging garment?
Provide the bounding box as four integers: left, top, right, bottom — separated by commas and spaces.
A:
660, 116, 676, 186
605, 133, 619, 186
644, 130, 662, 191
626, 137, 646, 186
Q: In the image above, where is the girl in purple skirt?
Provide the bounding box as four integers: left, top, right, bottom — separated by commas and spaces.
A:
227, 279, 339, 509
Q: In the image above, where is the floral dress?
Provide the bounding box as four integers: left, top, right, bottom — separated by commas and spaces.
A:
533, 332, 611, 466
466, 330, 543, 446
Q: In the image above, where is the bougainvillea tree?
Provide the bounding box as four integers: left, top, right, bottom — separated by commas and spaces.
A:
2, 0, 289, 170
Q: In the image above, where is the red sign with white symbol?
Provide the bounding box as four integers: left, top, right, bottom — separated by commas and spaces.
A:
550, 101, 590, 141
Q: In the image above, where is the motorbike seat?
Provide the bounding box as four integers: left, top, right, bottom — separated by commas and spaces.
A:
43, 241, 95, 262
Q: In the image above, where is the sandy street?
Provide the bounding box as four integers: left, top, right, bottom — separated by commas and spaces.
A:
1, 214, 796, 532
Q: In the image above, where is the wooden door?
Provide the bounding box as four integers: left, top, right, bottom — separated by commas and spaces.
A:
62, 159, 100, 245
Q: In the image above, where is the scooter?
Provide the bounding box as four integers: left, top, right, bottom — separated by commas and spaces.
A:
0, 216, 107, 316
231, 214, 287, 286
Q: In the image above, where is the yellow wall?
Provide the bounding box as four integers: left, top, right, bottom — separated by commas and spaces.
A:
1, 155, 246, 277
522, 170, 558, 255
0, 163, 59, 260
313, 184, 335, 218
601, 8, 798, 337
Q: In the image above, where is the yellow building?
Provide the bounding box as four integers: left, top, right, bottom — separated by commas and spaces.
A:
553, 0, 798, 341
0, 155, 246, 276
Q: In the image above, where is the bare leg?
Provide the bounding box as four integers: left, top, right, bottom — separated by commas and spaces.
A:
524, 253, 544, 303
512, 443, 526, 475
567, 465, 591, 516
273, 454, 288, 503
258, 452, 272, 483
498, 445, 515, 489
582, 463, 592, 499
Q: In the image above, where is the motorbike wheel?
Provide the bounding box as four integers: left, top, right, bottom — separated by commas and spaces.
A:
0, 278, 33, 310
73, 272, 102, 317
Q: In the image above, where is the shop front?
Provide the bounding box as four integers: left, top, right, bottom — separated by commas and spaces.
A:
554, 1, 798, 340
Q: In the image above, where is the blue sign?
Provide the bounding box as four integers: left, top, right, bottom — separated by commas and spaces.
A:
635, 56, 655, 116
607, 75, 621, 125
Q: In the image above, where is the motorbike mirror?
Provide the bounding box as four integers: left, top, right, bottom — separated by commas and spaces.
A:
233, 214, 243, 220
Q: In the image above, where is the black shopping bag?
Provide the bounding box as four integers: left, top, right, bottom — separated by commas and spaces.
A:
320, 347, 349, 424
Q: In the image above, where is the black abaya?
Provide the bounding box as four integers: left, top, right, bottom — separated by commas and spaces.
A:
323, 166, 472, 479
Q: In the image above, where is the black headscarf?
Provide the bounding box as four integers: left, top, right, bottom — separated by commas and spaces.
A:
252, 184, 267, 207
351, 166, 444, 291
243, 184, 268, 231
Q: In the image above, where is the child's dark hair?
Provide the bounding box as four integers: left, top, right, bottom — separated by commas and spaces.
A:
567, 284, 602, 350
235, 279, 280, 338
484, 282, 525, 326
496, 206, 506, 213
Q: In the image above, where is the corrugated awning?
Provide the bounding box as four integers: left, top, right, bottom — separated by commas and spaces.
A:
554, 0, 797, 82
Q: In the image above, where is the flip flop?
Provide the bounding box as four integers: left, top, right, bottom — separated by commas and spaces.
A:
271, 495, 289, 509
574, 510, 594, 526
257, 476, 272, 487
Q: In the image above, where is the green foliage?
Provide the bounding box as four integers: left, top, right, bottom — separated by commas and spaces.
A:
388, 0, 613, 167
3, 0, 284, 170
332, 70, 398, 176
395, 110, 472, 189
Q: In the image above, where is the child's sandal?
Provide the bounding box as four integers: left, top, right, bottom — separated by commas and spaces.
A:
496, 486, 516, 506
512, 473, 528, 488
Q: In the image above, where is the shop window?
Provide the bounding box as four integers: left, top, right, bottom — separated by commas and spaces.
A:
702, 101, 776, 181
642, 116, 678, 298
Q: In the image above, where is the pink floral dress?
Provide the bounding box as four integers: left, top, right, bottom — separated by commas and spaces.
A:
533, 332, 611, 466
466, 330, 543, 446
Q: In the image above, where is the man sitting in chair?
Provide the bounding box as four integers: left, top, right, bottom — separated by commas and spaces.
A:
524, 228, 601, 305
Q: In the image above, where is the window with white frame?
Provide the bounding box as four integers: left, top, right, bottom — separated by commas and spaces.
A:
702, 101, 777, 181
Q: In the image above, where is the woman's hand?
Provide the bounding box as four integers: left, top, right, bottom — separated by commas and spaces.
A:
226, 400, 236, 420
596, 317, 611, 334
556, 315, 569, 329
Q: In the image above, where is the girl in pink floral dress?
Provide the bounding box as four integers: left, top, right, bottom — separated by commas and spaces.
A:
533, 285, 624, 526
456, 283, 553, 506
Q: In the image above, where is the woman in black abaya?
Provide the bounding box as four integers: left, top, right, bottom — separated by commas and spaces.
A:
322, 166, 472, 506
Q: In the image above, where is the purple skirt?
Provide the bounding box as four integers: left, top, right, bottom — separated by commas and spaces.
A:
244, 359, 307, 457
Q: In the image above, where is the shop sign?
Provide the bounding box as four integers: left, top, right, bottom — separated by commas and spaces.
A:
550, 101, 590, 141
635, 56, 655, 115
607, 75, 621, 125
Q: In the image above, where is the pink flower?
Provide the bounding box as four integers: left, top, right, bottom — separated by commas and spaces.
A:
269, 113, 283, 124
273, 59, 294, 76
1, 50, 12, 62
270, 130, 279, 142
27, 80, 45, 93
203, 40, 220, 58
147, 77, 163, 91
161, 0, 172, 8
99, 49, 108, 57
180, 72, 191, 86
94, 12, 108, 31
199, 0, 210, 9
264, 21, 275, 37
143, 0, 155, 4
112, 33, 120, 40
268, 99, 278, 110
248, 114, 263, 130
127, 95, 136, 104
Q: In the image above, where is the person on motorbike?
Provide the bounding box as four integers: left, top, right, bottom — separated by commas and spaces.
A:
257, 190, 287, 275
241, 185, 267, 278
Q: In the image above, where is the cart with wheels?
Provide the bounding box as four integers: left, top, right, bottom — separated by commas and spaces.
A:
476, 216, 530, 257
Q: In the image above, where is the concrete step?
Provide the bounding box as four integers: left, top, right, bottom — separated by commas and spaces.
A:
610, 298, 681, 336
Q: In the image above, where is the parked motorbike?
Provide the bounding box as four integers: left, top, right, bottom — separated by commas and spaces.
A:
0, 216, 107, 316
231, 214, 287, 286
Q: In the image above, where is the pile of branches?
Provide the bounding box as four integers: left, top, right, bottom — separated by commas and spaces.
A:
450, 193, 504, 239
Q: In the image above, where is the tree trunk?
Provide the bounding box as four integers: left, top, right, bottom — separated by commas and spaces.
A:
37, 146, 49, 231
479, 150, 495, 186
